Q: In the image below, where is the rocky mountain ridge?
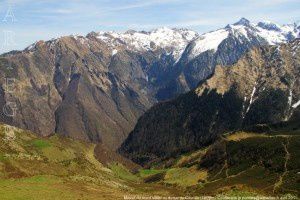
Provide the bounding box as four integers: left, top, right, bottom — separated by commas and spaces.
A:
0, 18, 298, 150
157, 18, 300, 100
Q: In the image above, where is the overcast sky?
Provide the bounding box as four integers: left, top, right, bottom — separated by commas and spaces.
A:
0, 0, 299, 54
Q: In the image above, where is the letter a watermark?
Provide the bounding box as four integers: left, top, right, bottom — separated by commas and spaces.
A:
2, 5, 17, 23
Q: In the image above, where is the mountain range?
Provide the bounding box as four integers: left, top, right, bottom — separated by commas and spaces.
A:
0, 17, 299, 198
0, 18, 299, 150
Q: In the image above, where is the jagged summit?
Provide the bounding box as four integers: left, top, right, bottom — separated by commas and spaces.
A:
233, 17, 251, 26
94, 27, 198, 60
187, 19, 300, 60
21, 19, 299, 63
257, 21, 282, 31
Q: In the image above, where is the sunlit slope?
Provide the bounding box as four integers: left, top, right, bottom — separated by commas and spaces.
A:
0, 122, 298, 199
0, 124, 181, 200
137, 127, 300, 197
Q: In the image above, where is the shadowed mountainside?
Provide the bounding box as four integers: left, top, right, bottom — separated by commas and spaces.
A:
119, 39, 300, 165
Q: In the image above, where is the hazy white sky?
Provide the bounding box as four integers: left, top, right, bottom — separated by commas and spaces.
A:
0, 0, 299, 54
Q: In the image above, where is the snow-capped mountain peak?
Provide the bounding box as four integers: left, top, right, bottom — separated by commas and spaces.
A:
233, 17, 251, 26
23, 18, 299, 65
95, 27, 198, 60
187, 18, 299, 60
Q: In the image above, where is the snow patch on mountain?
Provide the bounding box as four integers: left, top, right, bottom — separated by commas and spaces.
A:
187, 18, 299, 60
22, 18, 299, 63
231, 25, 250, 39
112, 49, 118, 56
96, 27, 198, 60
189, 29, 229, 60
292, 100, 300, 108
255, 26, 288, 45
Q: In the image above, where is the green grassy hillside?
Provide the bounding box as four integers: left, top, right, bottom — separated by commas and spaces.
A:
0, 123, 298, 199
0, 124, 184, 199
137, 127, 300, 198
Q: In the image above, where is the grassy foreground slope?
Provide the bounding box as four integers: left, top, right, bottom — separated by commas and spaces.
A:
0, 122, 298, 199
138, 126, 300, 198
0, 124, 183, 200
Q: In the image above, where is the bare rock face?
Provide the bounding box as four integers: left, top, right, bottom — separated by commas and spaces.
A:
119, 39, 300, 165
0, 36, 158, 149
0, 41, 61, 137
0, 27, 200, 149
